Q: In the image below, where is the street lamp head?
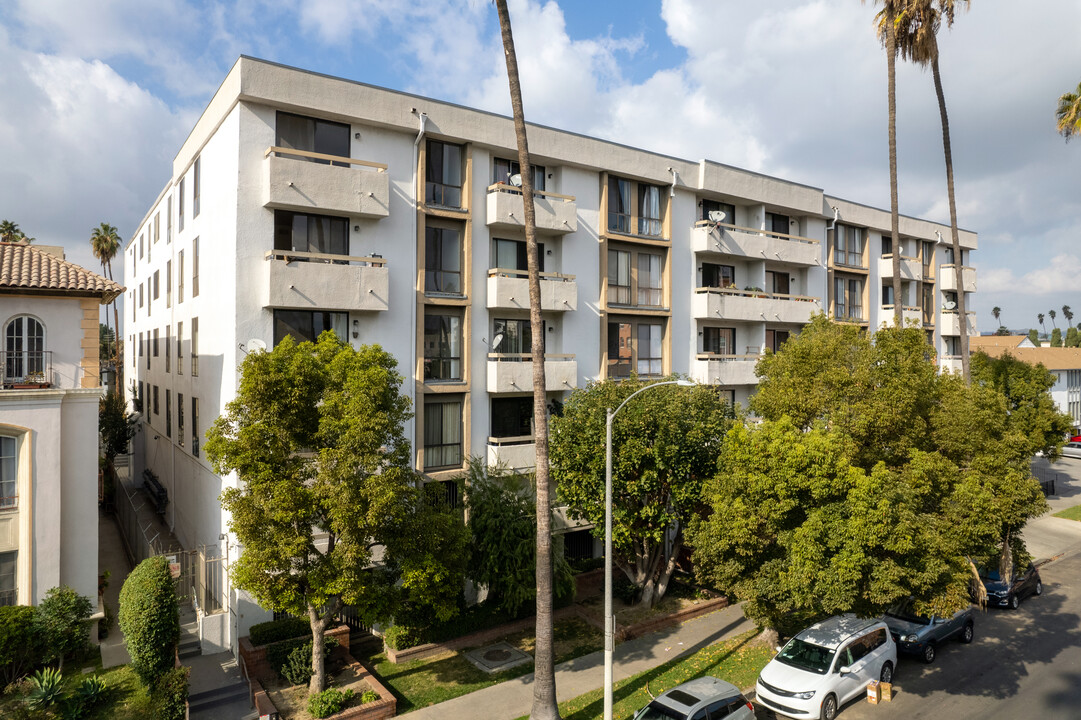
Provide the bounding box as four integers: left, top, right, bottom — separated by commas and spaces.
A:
675, 379, 695, 387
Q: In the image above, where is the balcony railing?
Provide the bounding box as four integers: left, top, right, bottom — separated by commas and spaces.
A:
264, 146, 387, 172
0, 494, 16, 510
486, 183, 575, 204
2, 351, 53, 387
694, 286, 819, 303
486, 183, 578, 234
264, 250, 387, 267
487, 268, 577, 311
693, 219, 819, 245
263, 251, 389, 312
263, 147, 389, 218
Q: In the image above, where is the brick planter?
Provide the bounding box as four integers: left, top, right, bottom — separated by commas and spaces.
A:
618, 595, 729, 641
239, 624, 351, 685
246, 653, 396, 720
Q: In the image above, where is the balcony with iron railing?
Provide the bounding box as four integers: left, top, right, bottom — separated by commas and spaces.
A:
486, 268, 577, 312
263, 250, 389, 312
486, 183, 577, 235
692, 287, 820, 324
486, 353, 577, 393
263, 146, 389, 218
2, 351, 53, 388
690, 220, 821, 266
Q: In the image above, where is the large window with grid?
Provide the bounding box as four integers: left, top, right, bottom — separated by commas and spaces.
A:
835, 224, 865, 268
608, 250, 631, 305
425, 225, 463, 294
0, 551, 15, 606
609, 247, 665, 308
274, 211, 349, 258
637, 253, 663, 306
276, 111, 350, 164
423, 314, 462, 381
492, 158, 545, 191
638, 184, 662, 236
703, 327, 735, 355
834, 277, 864, 320
0, 437, 16, 509
424, 398, 462, 470
605, 321, 665, 378
426, 140, 463, 208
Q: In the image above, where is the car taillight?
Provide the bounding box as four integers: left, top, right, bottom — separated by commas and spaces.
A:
746, 701, 754, 711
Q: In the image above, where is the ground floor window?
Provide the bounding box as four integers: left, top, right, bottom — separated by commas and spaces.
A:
273, 310, 347, 346
0, 551, 15, 606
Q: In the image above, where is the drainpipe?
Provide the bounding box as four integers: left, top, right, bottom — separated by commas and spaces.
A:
828, 206, 840, 231
411, 112, 427, 456
667, 167, 679, 197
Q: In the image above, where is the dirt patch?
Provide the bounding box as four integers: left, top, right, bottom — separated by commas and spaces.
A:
265, 662, 374, 720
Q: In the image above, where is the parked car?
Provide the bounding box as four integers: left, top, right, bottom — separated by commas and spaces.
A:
882, 599, 974, 664
632, 676, 754, 720
1060, 441, 1081, 459
756, 615, 897, 720
976, 563, 1043, 609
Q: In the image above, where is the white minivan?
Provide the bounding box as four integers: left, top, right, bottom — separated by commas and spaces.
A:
755, 615, 897, 720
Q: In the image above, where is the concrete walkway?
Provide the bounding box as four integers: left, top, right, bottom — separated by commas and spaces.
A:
406, 601, 755, 720
99, 504, 134, 668
1026, 457, 1081, 561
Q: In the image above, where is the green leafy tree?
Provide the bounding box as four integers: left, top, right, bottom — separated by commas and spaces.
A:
36, 586, 93, 671
1028, 328, 1040, 346
463, 459, 574, 616
99, 323, 116, 362
551, 377, 734, 608
100, 389, 136, 463
1066, 327, 1079, 348
1051, 327, 1063, 347
1056, 80, 1081, 141
205, 333, 468, 694
0, 606, 45, 684
119, 556, 179, 686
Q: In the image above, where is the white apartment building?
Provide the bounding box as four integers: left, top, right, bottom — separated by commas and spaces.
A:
123, 56, 978, 653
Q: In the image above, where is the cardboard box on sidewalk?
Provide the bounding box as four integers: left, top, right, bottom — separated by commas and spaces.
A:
880, 681, 893, 701
867, 680, 881, 704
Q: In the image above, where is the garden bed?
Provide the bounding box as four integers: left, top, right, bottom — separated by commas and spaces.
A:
252, 653, 395, 720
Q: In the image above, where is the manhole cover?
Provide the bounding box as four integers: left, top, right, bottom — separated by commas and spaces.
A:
464, 642, 533, 674
484, 648, 512, 662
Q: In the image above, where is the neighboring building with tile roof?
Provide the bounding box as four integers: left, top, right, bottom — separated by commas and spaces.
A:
0, 241, 125, 609
969, 334, 1036, 350
971, 342, 1081, 431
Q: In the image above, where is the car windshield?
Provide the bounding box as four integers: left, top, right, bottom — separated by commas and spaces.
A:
980, 569, 1002, 581
775, 637, 836, 675
633, 702, 685, 720
885, 600, 930, 624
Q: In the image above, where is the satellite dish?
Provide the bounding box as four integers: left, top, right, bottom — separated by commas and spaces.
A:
943, 301, 957, 310
708, 210, 727, 223
509, 174, 523, 187
489, 332, 505, 352
247, 338, 268, 353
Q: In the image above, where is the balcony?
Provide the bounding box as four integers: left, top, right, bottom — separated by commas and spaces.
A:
263, 251, 389, 312
691, 287, 820, 324
486, 184, 577, 235
938, 265, 977, 293
941, 310, 978, 336
263, 147, 389, 219
487, 436, 537, 470
939, 356, 963, 374
879, 305, 923, 328
690, 220, 820, 266
2, 351, 53, 388
487, 354, 577, 393
878, 255, 923, 281
692, 353, 760, 386
487, 270, 577, 312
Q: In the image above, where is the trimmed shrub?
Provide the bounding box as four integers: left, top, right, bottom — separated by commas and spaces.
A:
267, 636, 337, 685
153, 666, 190, 720
118, 556, 179, 685
0, 606, 45, 685
308, 688, 354, 718
360, 689, 380, 703
249, 616, 309, 646
36, 585, 93, 670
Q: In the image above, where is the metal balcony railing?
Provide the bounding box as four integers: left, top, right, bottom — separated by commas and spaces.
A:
2, 350, 52, 387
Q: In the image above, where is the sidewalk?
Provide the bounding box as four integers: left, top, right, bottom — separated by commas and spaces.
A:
406, 601, 755, 720
1026, 457, 1081, 561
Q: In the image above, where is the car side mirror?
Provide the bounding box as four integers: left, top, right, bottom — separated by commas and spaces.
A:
838, 665, 851, 675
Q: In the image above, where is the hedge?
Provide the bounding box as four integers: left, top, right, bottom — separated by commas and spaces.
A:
249, 616, 309, 647
118, 556, 180, 685
0, 606, 45, 684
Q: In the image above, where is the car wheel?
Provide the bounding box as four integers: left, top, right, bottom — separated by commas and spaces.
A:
880, 661, 894, 684
961, 621, 974, 644
922, 643, 936, 664
1010, 594, 1020, 610
1035, 581, 1043, 596
821, 694, 838, 720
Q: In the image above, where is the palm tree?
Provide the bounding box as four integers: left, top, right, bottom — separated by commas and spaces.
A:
1063, 305, 1074, 328
867, 0, 904, 328
892, 0, 970, 379
1056, 81, 1081, 141
1, 220, 22, 243
1038, 313, 1046, 335
492, 3, 559, 718
90, 223, 123, 382
1049, 309, 1057, 329
992, 306, 1001, 327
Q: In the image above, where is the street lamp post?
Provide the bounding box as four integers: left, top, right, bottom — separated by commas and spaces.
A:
603, 379, 694, 720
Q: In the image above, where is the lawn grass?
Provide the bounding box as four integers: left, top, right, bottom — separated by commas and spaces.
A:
1053, 503, 1081, 522
0, 659, 156, 720
516, 630, 772, 720
369, 615, 603, 713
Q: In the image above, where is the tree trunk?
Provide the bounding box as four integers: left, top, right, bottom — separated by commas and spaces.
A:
932, 54, 969, 381
308, 604, 328, 695
108, 259, 122, 387
886, 5, 903, 328
493, 3, 559, 718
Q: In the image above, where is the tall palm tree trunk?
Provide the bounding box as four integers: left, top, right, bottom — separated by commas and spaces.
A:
107, 259, 122, 388
493, 2, 560, 718
931, 54, 968, 381
886, 5, 903, 328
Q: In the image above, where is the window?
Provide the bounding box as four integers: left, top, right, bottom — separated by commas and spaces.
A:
491, 397, 533, 439
765, 329, 790, 353
638, 183, 662, 236
191, 397, 200, 456
766, 212, 791, 235
922, 241, 934, 276
608, 250, 631, 305
165, 328, 171, 373
923, 284, 935, 324
637, 253, 663, 306
166, 260, 172, 307
166, 390, 172, 437
637, 324, 663, 376
139, 283, 144, 308
945, 336, 960, 356
834, 277, 864, 321
193, 156, 201, 217
0, 436, 16, 509
139, 233, 144, 259
882, 283, 894, 306
493, 318, 542, 355
944, 246, 955, 265
178, 393, 185, 447
138, 332, 143, 359
607, 322, 632, 378
191, 317, 199, 377
424, 398, 462, 470
426, 140, 463, 208
272, 310, 347, 346
766, 270, 790, 295
153, 328, 159, 357
153, 385, 159, 416
492, 157, 545, 191
178, 178, 185, 232
835, 225, 864, 267
882, 236, 892, 256
132, 291, 136, 321
0, 551, 15, 606
154, 212, 160, 243
178, 250, 184, 302
492, 238, 543, 272
177, 322, 183, 374
192, 237, 199, 297
4, 315, 45, 383
274, 210, 348, 257
423, 314, 461, 381
153, 270, 160, 300
701, 199, 735, 224
608, 177, 631, 234
702, 263, 735, 289
166, 196, 173, 243
425, 225, 462, 294
276, 111, 350, 164
703, 327, 734, 355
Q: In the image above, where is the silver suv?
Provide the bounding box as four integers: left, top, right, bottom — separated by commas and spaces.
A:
632, 676, 754, 720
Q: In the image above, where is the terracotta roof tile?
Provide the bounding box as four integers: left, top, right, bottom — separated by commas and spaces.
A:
973, 344, 1081, 370
0, 242, 124, 303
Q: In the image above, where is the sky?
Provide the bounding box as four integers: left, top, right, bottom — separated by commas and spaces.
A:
1, 0, 1079, 333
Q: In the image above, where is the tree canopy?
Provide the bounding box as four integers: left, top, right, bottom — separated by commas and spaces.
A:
205, 333, 468, 693
550, 377, 734, 607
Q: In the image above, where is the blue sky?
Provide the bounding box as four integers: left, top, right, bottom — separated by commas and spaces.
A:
1, 0, 1079, 331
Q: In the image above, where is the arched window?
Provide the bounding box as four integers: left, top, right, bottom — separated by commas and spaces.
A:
4, 316, 45, 383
